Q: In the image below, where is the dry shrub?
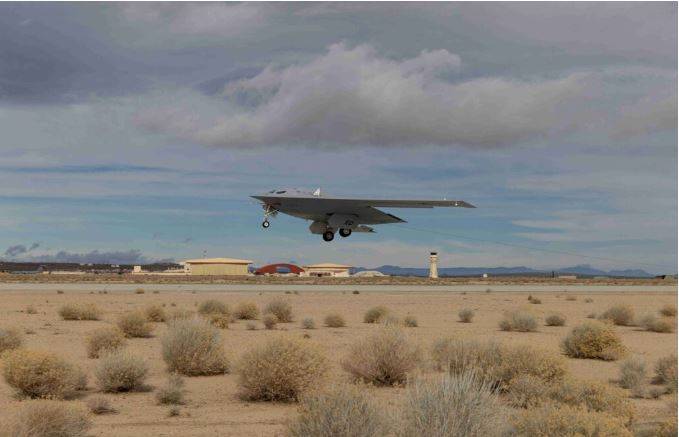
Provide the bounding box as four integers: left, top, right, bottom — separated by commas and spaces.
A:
499, 310, 538, 332
58, 303, 101, 321
117, 311, 153, 338
511, 403, 632, 437
2, 349, 85, 399
26, 305, 38, 314
586, 312, 596, 319
206, 312, 230, 329
234, 302, 260, 320
383, 315, 401, 326
161, 318, 229, 376
197, 299, 230, 316
565, 295, 577, 301
403, 315, 418, 328
263, 314, 278, 330
86, 395, 116, 414
660, 304, 677, 317
363, 306, 389, 323
431, 338, 565, 391
528, 296, 542, 304
561, 321, 626, 361
506, 374, 551, 409
599, 304, 635, 326
458, 308, 474, 323
85, 327, 126, 358
237, 337, 328, 401
246, 322, 257, 330
287, 384, 387, 437
342, 326, 421, 386
640, 314, 674, 333
619, 357, 646, 396
165, 308, 194, 323
545, 313, 566, 327
95, 350, 149, 392
584, 298, 594, 303
0, 327, 23, 353
550, 379, 634, 424
301, 318, 316, 329
264, 299, 293, 322
156, 373, 185, 405
134, 288, 145, 294
8, 400, 91, 437
655, 355, 678, 390
324, 313, 346, 328
145, 305, 166, 322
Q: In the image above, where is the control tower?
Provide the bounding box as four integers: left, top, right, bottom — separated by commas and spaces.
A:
429, 252, 439, 279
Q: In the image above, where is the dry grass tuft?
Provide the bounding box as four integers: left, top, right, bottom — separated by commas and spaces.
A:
246, 322, 257, 330
237, 337, 328, 402
324, 313, 346, 328
401, 372, 503, 437
403, 315, 418, 328
145, 305, 166, 322
8, 400, 91, 437
87, 396, 116, 414
287, 384, 387, 437
117, 311, 154, 338
550, 378, 634, 424
584, 298, 594, 303
0, 326, 23, 353
640, 314, 675, 333
565, 295, 577, 301
206, 312, 230, 329
161, 318, 229, 376
619, 357, 646, 397
58, 303, 102, 321
342, 326, 421, 386
134, 288, 145, 294
599, 304, 635, 326
511, 403, 632, 437
506, 374, 551, 409
654, 355, 678, 391
660, 304, 677, 317
301, 318, 316, 329
528, 296, 542, 304
234, 302, 260, 320
197, 299, 230, 316
165, 308, 194, 323
363, 306, 389, 324
263, 299, 293, 322
2, 349, 85, 399
561, 321, 626, 361
95, 350, 149, 392
26, 305, 38, 314
85, 327, 126, 359
156, 373, 185, 405
499, 310, 538, 332
545, 313, 566, 326
263, 314, 278, 330
458, 308, 474, 323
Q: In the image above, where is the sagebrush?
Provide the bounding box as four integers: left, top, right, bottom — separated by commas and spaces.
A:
161, 318, 229, 376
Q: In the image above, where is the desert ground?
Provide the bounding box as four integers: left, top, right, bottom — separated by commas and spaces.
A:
0, 280, 676, 436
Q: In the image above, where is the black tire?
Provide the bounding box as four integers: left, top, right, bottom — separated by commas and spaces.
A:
322, 231, 335, 242
262, 220, 270, 228
339, 228, 352, 237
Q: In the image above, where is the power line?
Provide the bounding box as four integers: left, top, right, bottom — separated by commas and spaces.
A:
398, 224, 676, 271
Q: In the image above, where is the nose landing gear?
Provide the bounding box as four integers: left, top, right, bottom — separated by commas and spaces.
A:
262, 220, 270, 228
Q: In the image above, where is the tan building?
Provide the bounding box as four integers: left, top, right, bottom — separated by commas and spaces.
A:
183, 258, 253, 276
302, 262, 352, 277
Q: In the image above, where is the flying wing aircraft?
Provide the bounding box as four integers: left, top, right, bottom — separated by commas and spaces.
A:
251, 188, 475, 242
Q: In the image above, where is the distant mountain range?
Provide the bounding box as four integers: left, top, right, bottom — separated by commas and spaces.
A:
353, 264, 656, 278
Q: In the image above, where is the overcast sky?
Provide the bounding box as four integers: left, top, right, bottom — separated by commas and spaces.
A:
0, 2, 676, 272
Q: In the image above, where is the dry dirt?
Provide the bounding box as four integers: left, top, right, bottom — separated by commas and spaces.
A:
0, 284, 676, 436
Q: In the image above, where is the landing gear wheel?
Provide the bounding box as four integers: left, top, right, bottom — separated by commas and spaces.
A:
262, 220, 270, 229
322, 230, 335, 242
339, 228, 352, 237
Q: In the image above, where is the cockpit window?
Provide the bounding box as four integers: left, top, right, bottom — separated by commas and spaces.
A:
268, 190, 276, 193
276, 190, 286, 194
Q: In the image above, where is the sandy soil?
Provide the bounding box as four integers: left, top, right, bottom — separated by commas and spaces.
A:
0, 284, 676, 436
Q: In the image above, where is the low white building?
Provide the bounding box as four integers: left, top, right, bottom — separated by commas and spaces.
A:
301, 263, 352, 277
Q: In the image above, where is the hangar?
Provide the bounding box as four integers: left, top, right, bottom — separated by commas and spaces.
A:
301, 263, 352, 277
183, 258, 253, 276
255, 263, 305, 275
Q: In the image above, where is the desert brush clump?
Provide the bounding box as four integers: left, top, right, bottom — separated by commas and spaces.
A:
431, 338, 565, 391
549, 378, 634, 425
528, 296, 542, 304
58, 303, 102, 321
324, 313, 346, 328
403, 315, 418, 327
237, 337, 328, 402
95, 349, 149, 392
499, 310, 538, 332
619, 357, 646, 397
287, 384, 388, 437
144, 305, 166, 322
342, 326, 422, 386
660, 304, 677, 317
86, 396, 116, 414
263, 299, 293, 322
506, 374, 551, 409
565, 295, 577, 301
234, 302, 260, 320
263, 314, 278, 330
2, 349, 86, 399
165, 308, 194, 323
561, 321, 626, 360
206, 312, 230, 329
458, 308, 474, 323
0, 326, 23, 353
156, 373, 185, 405
545, 313, 566, 326
599, 304, 635, 326
511, 403, 632, 437
640, 314, 674, 333
85, 326, 126, 358
26, 305, 38, 314
301, 318, 316, 329
8, 400, 91, 437
197, 299, 230, 316
363, 306, 389, 323
161, 318, 229, 376
654, 355, 678, 391
117, 311, 154, 338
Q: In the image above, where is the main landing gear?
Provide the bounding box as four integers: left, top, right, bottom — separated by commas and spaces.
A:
322, 230, 335, 242
262, 220, 270, 228
339, 228, 352, 237
261, 204, 277, 229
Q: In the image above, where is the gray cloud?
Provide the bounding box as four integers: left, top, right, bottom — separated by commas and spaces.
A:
23, 249, 173, 265
4, 242, 39, 257
136, 43, 596, 148
612, 96, 677, 139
